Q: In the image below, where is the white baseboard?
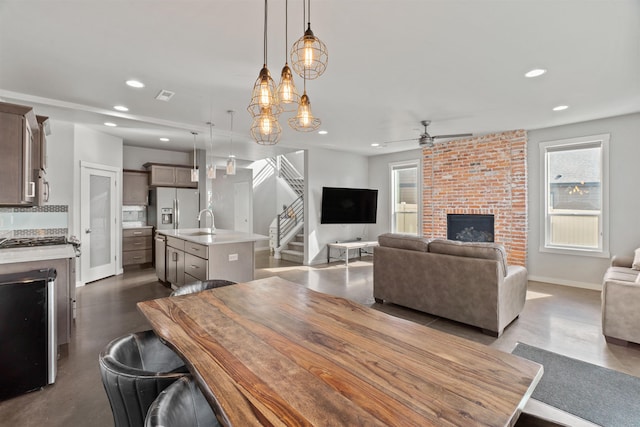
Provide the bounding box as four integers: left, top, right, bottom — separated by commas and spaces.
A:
76, 280, 85, 288
528, 275, 602, 291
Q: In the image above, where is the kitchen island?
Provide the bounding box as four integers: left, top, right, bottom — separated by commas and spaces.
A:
156, 228, 268, 289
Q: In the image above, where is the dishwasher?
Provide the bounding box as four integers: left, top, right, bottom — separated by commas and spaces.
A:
155, 232, 167, 282
0, 268, 57, 401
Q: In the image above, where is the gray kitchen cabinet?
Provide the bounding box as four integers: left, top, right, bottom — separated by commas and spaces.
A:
122, 170, 149, 205
0, 102, 38, 206
144, 162, 197, 189
122, 227, 153, 266
166, 236, 185, 287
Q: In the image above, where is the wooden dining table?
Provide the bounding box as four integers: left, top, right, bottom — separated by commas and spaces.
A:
137, 277, 543, 426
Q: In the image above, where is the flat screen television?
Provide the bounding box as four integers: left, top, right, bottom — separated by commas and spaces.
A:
321, 187, 378, 224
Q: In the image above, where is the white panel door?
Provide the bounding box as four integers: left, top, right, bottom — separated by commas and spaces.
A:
234, 182, 250, 232
81, 163, 118, 283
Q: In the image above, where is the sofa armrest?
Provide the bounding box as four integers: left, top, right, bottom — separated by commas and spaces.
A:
611, 255, 634, 268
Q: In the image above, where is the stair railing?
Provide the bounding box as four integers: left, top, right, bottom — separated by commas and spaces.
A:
277, 195, 304, 248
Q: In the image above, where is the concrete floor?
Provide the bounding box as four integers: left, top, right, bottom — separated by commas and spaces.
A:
1, 252, 639, 426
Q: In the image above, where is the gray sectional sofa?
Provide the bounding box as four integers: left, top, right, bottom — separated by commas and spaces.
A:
601, 252, 640, 345
373, 233, 528, 336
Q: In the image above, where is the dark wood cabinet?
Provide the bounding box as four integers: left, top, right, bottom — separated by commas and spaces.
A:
143, 163, 197, 188
122, 227, 153, 266
122, 170, 149, 205
0, 102, 38, 206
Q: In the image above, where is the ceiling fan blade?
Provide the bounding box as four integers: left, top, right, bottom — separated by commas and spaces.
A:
375, 138, 418, 145
433, 133, 472, 139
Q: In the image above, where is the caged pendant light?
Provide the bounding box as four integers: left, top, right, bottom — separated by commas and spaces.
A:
277, 0, 300, 112
248, 0, 282, 119
206, 122, 216, 179
226, 110, 237, 175
290, 0, 328, 80
288, 71, 320, 132
190, 132, 199, 182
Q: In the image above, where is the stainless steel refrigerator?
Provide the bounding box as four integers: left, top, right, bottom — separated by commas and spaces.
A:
148, 187, 200, 230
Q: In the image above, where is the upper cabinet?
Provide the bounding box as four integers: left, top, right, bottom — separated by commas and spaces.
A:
0, 102, 38, 206
122, 170, 149, 205
143, 163, 197, 189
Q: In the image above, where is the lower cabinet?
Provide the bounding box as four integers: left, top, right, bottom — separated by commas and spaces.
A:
122, 227, 152, 266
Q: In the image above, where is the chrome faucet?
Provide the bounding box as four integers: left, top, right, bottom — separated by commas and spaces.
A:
197, 209, 216, 232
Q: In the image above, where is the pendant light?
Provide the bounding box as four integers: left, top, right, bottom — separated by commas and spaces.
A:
277, 0, 300, 112
226, 110, 236, 175
248, 0, 282, 118
288, 71, 320, 132
251, 109, 283, 145
206, 121, 216, 179
190, 132, 199, 182
290, 0, 328, 80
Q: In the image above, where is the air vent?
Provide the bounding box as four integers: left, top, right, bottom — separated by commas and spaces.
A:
155, 89, 175, 102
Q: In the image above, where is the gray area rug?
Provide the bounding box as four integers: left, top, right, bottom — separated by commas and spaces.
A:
512, 343, 640, 427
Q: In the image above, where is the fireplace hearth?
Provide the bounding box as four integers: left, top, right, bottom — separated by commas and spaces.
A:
447, 214, 495, 242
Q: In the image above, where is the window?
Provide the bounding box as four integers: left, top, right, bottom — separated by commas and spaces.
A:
390, 161, 420, 234
541, 134, 609, 256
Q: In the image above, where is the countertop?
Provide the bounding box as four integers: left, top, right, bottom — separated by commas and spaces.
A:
156, 228, 268, 246
0, 244, 76, 264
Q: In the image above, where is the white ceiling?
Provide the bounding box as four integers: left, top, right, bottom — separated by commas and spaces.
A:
1, 0, 639, 161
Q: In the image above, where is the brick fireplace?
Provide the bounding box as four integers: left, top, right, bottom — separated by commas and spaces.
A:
422, 130, 527, 266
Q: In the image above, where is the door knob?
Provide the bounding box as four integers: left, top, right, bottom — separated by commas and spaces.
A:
85, 228, 91, 234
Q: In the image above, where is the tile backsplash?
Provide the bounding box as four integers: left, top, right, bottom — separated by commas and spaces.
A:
0, 205, 69, 238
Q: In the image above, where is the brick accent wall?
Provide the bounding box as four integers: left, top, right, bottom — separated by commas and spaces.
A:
422, 130, 527, 266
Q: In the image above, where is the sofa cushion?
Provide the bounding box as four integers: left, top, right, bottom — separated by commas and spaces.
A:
378, 233, 430, 252
428, 239, 508, 277
633, 248, 640, 270
604, 266, 639, 283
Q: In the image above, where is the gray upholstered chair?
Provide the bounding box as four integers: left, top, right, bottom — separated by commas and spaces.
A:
99, 330, 189, 427
145, 376, 222, 427
170, 279, 236, 297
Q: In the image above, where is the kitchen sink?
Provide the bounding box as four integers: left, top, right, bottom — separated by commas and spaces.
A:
182, 230, 216, 236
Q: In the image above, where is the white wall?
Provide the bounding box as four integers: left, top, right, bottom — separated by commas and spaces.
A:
45, 120, 74, 207
122, 145, 190, 170
210, 168, 253, 232
528, 112, 640, 289
305, 148, 369, 264
367, 148, 423, 240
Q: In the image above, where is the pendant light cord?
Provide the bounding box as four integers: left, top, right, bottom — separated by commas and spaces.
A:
229, 110, 235, 157
264, 0, 268, 65
285, 0, 288, 59
307, 0, 310, 26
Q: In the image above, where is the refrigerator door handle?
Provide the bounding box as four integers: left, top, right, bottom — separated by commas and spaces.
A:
175, 198, 179, 230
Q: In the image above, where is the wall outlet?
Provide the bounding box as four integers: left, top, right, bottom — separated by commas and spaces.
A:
228, 253, 238, 261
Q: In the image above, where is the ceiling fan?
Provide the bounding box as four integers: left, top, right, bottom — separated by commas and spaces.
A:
378, 120, 472, 148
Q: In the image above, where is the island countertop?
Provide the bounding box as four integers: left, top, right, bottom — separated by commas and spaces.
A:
156, 228, 268, 246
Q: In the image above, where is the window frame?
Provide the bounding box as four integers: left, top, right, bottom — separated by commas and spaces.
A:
389, 160, 421, 235
539, 134, 610, 258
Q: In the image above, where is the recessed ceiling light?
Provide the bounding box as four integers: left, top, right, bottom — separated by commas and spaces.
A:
318, 130, 328, 135
113, 105, 129, 112
125, 80, 145, 88
371, 143, 380, 147
524, 69, 547, 78
159, 137, 170, 142
104, 122, 117, 127
552, 105, 569, 111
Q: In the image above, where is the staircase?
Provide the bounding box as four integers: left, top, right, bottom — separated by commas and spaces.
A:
270, 156, 305, 263
281, 232, 305, 263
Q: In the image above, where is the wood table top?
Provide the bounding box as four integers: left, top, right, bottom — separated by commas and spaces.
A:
137, 277, 542, 426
